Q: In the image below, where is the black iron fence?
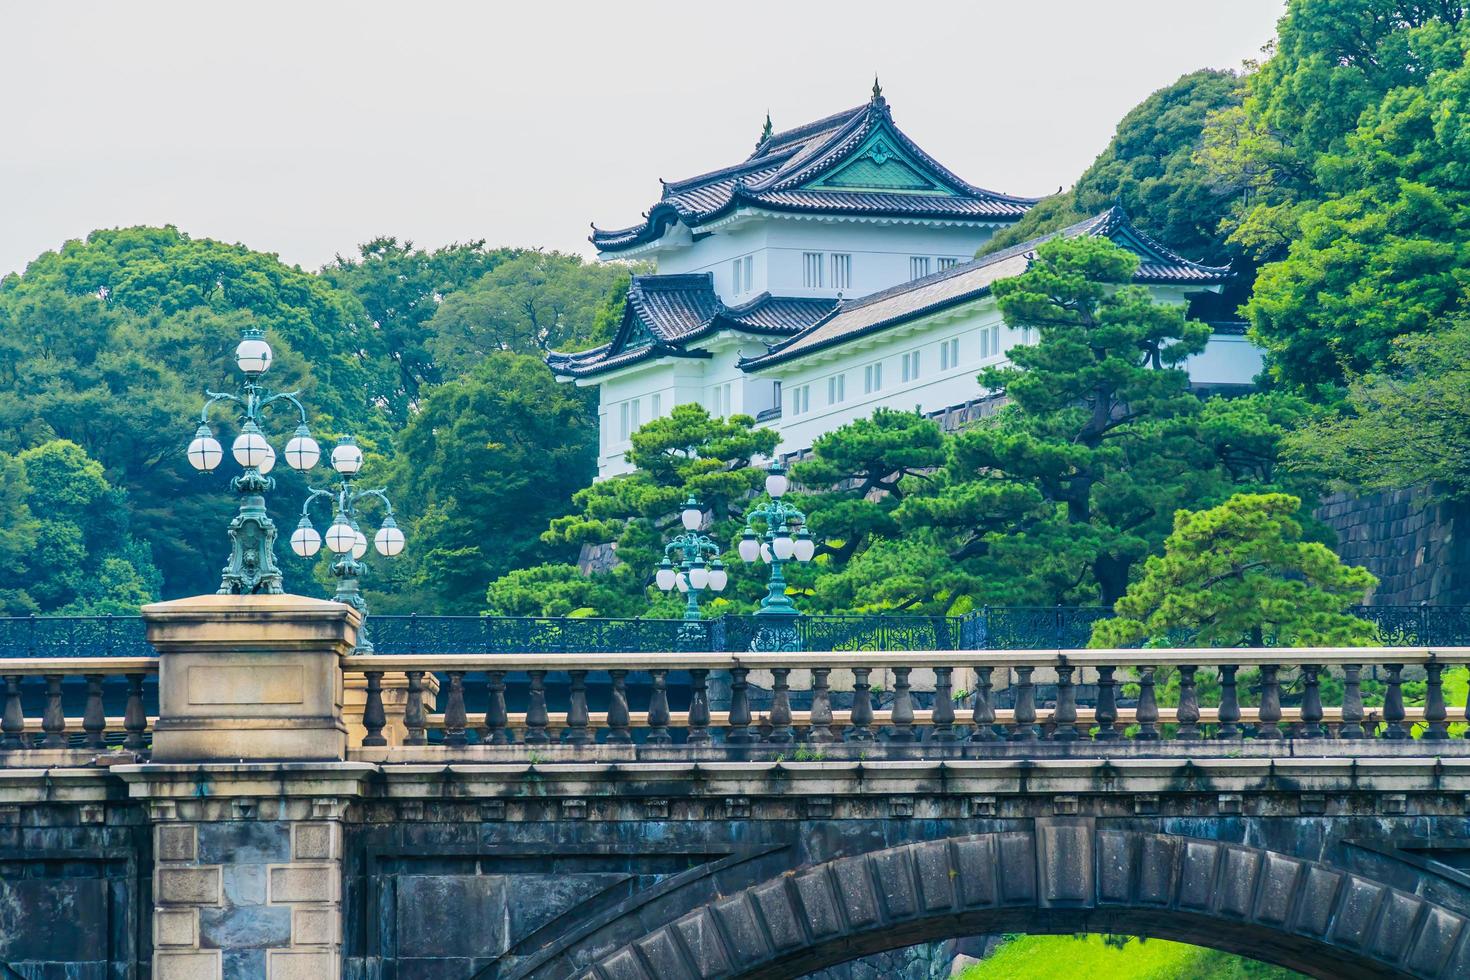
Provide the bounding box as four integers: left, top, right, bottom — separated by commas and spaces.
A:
5, 605, 1470, 657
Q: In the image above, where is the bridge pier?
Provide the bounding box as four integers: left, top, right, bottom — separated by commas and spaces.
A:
137, 594, 363, 979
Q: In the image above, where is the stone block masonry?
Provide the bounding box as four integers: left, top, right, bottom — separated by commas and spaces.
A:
152, 809, 345, 980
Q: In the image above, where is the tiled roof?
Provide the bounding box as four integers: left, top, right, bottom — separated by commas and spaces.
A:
545, 274, 834, 379
591, 95, 1037, 253
739, 207, 1233, 370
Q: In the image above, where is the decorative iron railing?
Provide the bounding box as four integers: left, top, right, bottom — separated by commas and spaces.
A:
5, 606, 1470, 657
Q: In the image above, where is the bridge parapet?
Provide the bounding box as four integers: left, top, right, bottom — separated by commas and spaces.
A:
4, 598, 1470, 978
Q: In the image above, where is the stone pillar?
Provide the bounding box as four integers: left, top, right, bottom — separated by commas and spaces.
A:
134, 593, 366, 978
141, 783, 360, 980
142, 594, 360, 762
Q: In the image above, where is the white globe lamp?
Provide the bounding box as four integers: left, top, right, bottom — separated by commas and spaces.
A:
187, 424, 223, 472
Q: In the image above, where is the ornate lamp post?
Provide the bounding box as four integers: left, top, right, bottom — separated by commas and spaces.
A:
655, 496, 729, 620
186, 328, 322, 595
737, 461, 815, 617
287, 437, 405, 652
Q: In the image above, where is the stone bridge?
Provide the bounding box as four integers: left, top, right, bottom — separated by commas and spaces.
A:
2, 594, 1470, 979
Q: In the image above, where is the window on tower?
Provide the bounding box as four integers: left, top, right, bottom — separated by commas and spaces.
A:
830, 253, 852, 291
803, 252, 825, 289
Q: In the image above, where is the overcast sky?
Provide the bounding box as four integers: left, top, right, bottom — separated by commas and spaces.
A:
1, 0, 1285, 278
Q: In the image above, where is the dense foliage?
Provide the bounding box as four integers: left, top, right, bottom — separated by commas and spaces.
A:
366, 353, 598, 616
0, 227, 628, 610
1213, 0, 1470, 387
1090, 493, 1377, 648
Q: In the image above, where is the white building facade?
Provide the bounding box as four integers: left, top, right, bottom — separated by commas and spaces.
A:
547, 89, 1261, 479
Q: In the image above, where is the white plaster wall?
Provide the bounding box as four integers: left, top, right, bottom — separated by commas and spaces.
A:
1182, 333, 1263, 388
586, 331, 788, 479
653, 213, 999, 303
759, 301, 1016, 455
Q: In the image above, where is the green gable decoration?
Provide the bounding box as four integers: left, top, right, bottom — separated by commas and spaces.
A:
618, 315, 657, 353
804, 128, 956, 196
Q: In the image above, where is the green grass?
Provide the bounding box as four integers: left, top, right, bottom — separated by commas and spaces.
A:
955, 934, 1306, 979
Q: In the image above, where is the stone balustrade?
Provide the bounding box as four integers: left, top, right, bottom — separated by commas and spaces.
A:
0, 656, 155, 763
343, 648, 1468, 753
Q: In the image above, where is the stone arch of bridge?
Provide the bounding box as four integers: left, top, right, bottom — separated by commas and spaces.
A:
508, 827, 1470, 980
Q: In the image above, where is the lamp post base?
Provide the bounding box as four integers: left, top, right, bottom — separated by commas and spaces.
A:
217, 489, 284, 595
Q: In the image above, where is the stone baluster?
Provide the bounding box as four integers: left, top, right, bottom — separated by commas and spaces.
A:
970, 667, 1000, 742
931, 667, 957, 743
82, 674, 106, 749
888, 667, 915, 743
484, 670, 509, 745
1010, 667, 1037, 742
808, 668, 836, 744
1340, 665, 1365, 739
41, 674, 64, 749
846, 668, 874, 742
687, 669, 711, 745
1424, 662, 1448, 741
361, 672, 387, 747
1, 676, 22, 751
1383, 664, 1408, 740
1134, 666, 1160, 741
1051, 662, 1078, 742
1094, 665, 1118, 741
524, 670, 550, 745
607, 670, 632, 744
123, 674, 147, 751
726, 666, 755, 744
767, 668, 794, 744
1300, 666, 1324, 739
647, 669, 672, 745
443, 671, 468, 747
404, 671, 427, 746
1257, 666, 1282, 740
1176, 666, 1200, 740
1216, 665, 1241, 739
565, 670, 591, 745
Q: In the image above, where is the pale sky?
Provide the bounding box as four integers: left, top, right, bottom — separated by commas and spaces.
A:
0, 0, 1285, 278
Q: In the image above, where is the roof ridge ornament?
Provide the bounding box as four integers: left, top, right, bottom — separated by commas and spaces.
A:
871, 74, 884, 106
757, 111, 773, 150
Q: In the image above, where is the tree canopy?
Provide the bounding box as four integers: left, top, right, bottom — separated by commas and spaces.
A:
1209, 0, 1470, 387
366, 353, 597, 615
0, 440, 160, 615
1090, 493, 1377, 647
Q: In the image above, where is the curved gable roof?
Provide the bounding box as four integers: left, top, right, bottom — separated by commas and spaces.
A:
591, 94, 1037, 254
545, 274, 835, 379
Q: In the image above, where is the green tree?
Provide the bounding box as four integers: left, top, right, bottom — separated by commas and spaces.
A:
0, 441, 161, 615
1199, 1, 1470, 386
786, 410, 950, 612
1243, 52, 1470, 385
321, 237, 514, 401
427, 252, 638, 374
490, 404, 778, 618
366, 353, 598, 615
1090, 493, 1377, 647
986, 70, 1244, 266
1283, 319, 1470, 496
948, 235, 1213, 604
1201, 0, 1466, 260
0, 227, 398, 598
